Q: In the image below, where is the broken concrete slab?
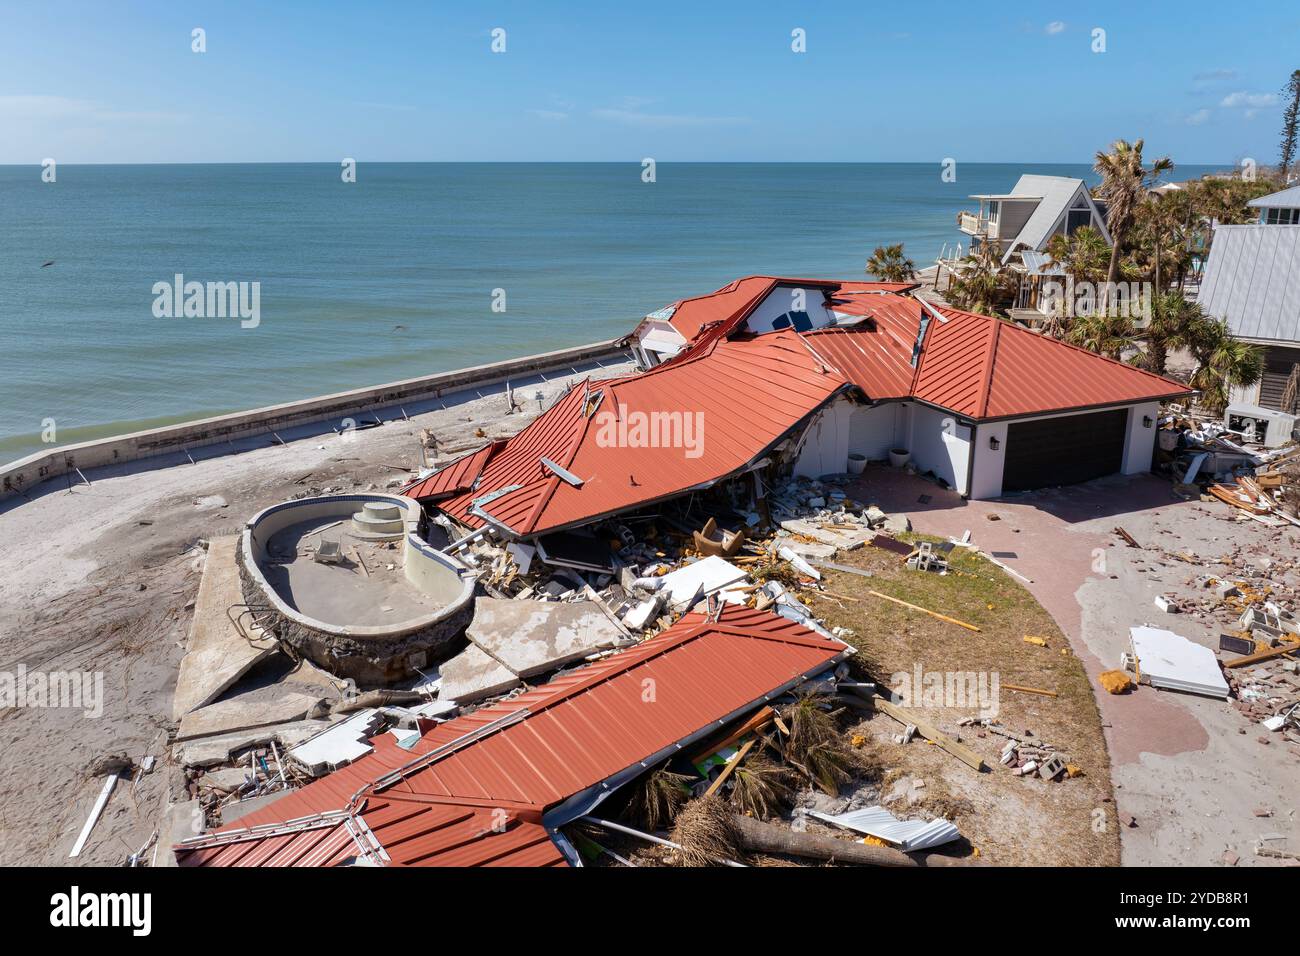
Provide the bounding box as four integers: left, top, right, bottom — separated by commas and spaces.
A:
882, 513, 911, 534
465, 597, 624, 679
198, 767, 253, 792
176, 692, 322, 742
439, 643, 521, 703
175, 719, 339, 768
781, 540, 837, 561
156, 799, 203, 867
172, 535, 279, 720
779, 518, 873, 551
220, 792, 286, 825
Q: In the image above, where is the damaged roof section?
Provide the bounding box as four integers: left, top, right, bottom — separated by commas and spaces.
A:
406, 278, 1191, 537
174, 606, 851, 868
407, 330, 850, 536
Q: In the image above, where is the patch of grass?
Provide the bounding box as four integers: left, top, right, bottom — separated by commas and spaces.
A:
797, 537, 1120, 866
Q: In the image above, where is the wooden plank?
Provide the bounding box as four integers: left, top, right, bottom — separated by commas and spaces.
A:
867, 590, 981, 632
703, 738, 756, 798
862, 692, 987, 771
687, 706, 775, 763
1002, 683, 1058, 698
1224, 642, 1300, 669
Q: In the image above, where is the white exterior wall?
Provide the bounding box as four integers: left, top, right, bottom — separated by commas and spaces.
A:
1120, 401, 1160, 474
792, 397, 854, 478
969, 401, 1159, 499
848, 403, 899, 460
904, 403, 971, 494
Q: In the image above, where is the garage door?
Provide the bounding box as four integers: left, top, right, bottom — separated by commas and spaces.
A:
1002, 408, 1128, 492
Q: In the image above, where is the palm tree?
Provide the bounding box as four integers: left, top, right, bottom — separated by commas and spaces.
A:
1045, 225, 1111, 285
946, 242, 1016, 315
1092, 139, 1173, 305
1065, 310, 1134, 360
1132, 289, 1198, 375
865, 243, 918, 282
1181, 314, 1264, 415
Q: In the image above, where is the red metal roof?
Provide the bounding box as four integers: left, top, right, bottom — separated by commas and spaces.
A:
917, 305, 1192, 419
407, 281, 1191, 536
174, 606, 848, 868
403, 441, 499, 502
421, 331, 848, 535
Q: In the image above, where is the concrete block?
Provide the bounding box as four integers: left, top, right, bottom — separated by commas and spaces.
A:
465, 597, 624, 680
439, 644, 521, 703
172, 535, 279, 719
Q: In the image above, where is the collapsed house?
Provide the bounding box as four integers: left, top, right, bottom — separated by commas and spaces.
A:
173, 606, 851, 867
405, 276, 1193, 548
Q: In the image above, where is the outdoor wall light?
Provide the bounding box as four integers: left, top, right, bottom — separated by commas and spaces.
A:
1143, 416, 1154, 428
989, 436, 1000, 450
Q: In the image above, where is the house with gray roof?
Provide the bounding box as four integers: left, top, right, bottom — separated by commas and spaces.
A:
1248, 183, 1300, 225
1199, 192, 1300, 414
957, 174, 1111, 265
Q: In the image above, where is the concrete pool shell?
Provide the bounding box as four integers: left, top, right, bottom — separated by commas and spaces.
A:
238, 493, 476, 685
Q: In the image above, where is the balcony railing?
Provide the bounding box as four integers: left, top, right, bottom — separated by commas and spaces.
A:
958, 211, 987, 236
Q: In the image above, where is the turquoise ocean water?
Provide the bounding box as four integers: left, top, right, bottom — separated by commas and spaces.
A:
0, 162, 1224, 463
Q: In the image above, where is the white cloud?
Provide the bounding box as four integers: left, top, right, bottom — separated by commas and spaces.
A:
591, 108, 751, 129
1185, 108, 1210, 126
1221, 91, 1278, 108
1045, 21, 1066, 35
1220, 90, 1280, 120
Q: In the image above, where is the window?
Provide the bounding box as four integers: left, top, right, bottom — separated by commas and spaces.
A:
1265, 207, 1300, 224
1066, 208, 1093, 234
987, 201, 1000, 223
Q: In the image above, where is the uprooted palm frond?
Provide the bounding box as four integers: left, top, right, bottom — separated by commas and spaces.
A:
781, 692, 861, 795
782, 692, 841, 763
670, 794, 743, 867
623, 765, 693, 831
728, 753, 795, 818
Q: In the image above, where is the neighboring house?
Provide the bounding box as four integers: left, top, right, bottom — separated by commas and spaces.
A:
1198, 214, 1300, 415
958, 175, 1111, 266
406, 277, 1189, 537
1248, 184, 1300, 225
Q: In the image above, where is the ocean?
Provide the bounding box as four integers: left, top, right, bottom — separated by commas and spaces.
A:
0, 162, 1225, 463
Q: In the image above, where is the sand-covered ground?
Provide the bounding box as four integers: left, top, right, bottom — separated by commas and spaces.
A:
0, 362, 629, 865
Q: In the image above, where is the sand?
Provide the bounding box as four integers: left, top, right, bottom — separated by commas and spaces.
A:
0, 361, 629, 865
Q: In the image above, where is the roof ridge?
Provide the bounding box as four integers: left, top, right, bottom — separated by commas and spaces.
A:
975, 315, 1003, 418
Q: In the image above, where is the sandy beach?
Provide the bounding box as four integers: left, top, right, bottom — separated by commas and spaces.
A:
0, 360, 631, 865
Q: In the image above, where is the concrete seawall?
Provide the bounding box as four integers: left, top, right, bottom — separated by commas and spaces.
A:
1, 337, 628, 502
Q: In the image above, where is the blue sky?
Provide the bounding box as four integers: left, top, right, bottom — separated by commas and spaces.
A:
1, 0, 1297, 164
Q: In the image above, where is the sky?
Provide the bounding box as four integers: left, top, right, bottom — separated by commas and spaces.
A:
1, 0, 1297, 165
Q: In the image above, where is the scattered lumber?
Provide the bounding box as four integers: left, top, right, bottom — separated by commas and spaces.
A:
856, 689, 987, 771
703, 738, 756, 798
1224, 642, 1300, 669
1002, 683, 1058, 698
867, 590, 981, 632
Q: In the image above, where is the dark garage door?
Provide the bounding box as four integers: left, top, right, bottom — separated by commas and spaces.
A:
1002, 408, 1128, 492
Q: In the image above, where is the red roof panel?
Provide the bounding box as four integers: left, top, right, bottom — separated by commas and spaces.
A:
174, 606, 848, 868
426, 331, 847, 535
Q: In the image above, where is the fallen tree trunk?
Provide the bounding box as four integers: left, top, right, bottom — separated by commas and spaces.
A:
730, 814, 971, 867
